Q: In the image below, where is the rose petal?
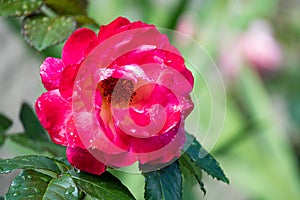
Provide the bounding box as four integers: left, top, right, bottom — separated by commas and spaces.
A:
138, 122, 186, 164
98, 17, 154, 43
62, 28, 98, 66
59, 64, 79, 100
98, 17, 130, 42
40, 57, 65, 91
35, 90, 71, 145
66, 146, 106, 175
109, 49, 194, 93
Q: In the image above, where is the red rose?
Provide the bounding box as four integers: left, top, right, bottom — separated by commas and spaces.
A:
36, 17, 194, 175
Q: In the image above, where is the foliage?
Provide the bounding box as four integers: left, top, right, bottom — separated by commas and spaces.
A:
0, 0, 97, 50
0, 1, 230, 199
0, 102, 228, 199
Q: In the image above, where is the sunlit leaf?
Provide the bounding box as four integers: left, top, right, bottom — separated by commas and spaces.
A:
0, 0, 43, 17
22, 15, 76, 51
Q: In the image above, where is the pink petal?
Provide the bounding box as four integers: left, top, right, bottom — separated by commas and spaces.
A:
62, 28, 98, 66
98, 17, 130, 42
138, 122, 186, 164
66, 147, 106, 175
59, 64, 79, 100
35, 90, 71, 146
98, 17, 154, 43
40, 57, 65, 91
109, 49, 194, 93
106, 84, 182, 153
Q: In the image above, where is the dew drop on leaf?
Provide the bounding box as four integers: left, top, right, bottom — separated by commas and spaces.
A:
33, 187, 40, 194
65, 187, 75, 195
13, 191, 20, 197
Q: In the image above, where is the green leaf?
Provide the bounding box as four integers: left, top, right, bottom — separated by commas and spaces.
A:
69, 169, 136, 200
179, 154, 206, 194
0, 0, 43, 17
43, 174, 80, 200
45, 0, 88, 15
19, 103, 49, 141
144, 161, 182, 200
9, 134, 66, 156
0, 113, 12, 130
5, 170, 52, 200
22, 15, 76, 51
184, 133, 229, 184
0, 155, 66, 175
75, 15, 98, 26
5, 170, 80, 200
0, 127, 5, 147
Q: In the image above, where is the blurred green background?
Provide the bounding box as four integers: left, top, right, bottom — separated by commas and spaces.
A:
1, 0, 300, 199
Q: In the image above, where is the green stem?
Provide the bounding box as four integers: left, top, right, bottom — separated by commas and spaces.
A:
41, 5, 57, 18
212, 119, 264, 155
166, 0, 191, 30
213, 89, 265, 155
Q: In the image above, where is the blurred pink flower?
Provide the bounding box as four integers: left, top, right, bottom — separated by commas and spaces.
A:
220, 20, 282, 77
240, 20, 282, 71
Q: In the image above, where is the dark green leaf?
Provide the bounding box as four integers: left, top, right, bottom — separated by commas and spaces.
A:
184, 133, 229, 184
180, 162, 198, 200
5, 170, 52, 200
0, 196, 4, 200
19, 103, 49, 141
44, 0, 88, 15
75, 15, 98, 26
69, 169, 135, 200
10, 133, 66, 156
0, 113, 12, 130
5, 170, 80, 200
0, 155, 67, 175
144, 161, 182, 200
179, 154, 206, 194
0, 0, 43, 17
22, 15, 76, 51
0, 127, 5, 147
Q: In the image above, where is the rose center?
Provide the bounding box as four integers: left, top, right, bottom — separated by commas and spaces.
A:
99, 77, 136, 106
